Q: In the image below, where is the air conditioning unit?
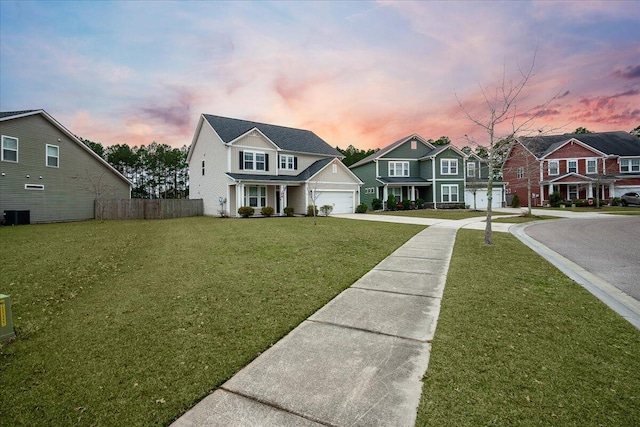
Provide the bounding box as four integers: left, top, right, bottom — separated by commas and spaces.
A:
0, 294, 16, 343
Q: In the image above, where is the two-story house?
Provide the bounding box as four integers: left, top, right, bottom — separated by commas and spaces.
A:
502, 131, 640, 206
187, 114, 362, 217
350, 134, 487, 209
1, 110, 131, 224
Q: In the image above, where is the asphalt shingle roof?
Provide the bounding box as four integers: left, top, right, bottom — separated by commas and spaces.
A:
203, 114, 341, 157
350, 134, 431, 169
519, 131, 640, 157
227, 158, 334, 183
0, 110, 38, 120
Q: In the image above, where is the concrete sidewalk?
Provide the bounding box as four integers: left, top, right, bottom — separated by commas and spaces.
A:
172, 225, 458, 427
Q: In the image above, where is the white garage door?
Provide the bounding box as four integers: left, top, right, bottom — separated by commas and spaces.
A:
315, 191, 354, 214
465, 188, 503, 210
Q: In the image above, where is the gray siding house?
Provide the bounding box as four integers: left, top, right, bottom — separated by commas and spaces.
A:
187, 114, 362, 217
1, 110, 131, 224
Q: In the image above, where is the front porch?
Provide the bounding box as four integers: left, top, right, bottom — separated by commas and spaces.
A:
542, 175, 615, 205
228, 182, 305, 217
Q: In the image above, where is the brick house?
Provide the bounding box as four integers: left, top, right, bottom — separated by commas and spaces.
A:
502, 131, 640, 206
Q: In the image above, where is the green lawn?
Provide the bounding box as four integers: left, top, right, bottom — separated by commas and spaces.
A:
374, 209, 488, 220
492, 214, 559, 223
0, 217, 424, 426
417, 230, 640, 426
543, 205, 640, 214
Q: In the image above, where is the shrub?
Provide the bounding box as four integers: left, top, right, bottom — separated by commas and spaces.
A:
386, 194, 397, 211
355, 203, 368, 213
511, 193, 520, 208
237, 206, 254, 218
611, 197, 621, 206
416, 198, 424, 209
402, 198, 412, 210
549, 191, 563, 207
284, 206, 295, 216
371, 198, 383, 210
319, 205, 334, 216
260, 206, 275, 217
574, 199, 587, 208
307, 204, 318, 216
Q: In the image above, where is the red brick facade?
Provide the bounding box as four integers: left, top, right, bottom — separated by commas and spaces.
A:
503, 137, 640, 206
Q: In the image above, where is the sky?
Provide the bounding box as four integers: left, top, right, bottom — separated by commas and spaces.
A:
1, 1, 639, 151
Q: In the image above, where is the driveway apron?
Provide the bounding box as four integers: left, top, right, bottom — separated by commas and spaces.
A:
171, 225, 458, 427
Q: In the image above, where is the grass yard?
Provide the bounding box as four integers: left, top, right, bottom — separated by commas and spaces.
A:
544, 206, 640, 215
492, 214, 559, 223
417, 230, 640, 426
375, 209, 488, 220
0, 217, 424, 426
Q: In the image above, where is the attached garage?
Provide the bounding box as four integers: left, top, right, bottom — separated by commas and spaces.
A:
315, 191, 355, 214
465, 187, 504, 210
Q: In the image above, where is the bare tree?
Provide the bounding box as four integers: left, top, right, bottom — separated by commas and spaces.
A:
456, 53, 551, 245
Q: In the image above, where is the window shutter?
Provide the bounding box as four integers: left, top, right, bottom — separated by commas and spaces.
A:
278, 154, 281, 168
294, 157, 298, 170
239, 151, 244, 170
265, 154, 269, 171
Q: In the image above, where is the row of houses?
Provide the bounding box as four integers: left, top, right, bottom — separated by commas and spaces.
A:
2, 110, 639, 222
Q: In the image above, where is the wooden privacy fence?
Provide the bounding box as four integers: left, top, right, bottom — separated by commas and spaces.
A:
96, 199, 204, 220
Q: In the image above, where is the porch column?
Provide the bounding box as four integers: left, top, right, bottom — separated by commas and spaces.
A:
548, 183, 554, 197
280, 184, 287, 215
588, 183, 593, 198
410, 185, 415, 202
608, 183, 614, 199
237, 184, 245, 217
383, 186, 388, 209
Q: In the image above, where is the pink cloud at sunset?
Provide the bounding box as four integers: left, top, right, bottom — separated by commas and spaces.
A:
1, 1, 638, 151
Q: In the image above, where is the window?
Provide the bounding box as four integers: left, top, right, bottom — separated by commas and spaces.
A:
45, 144, 59, 167
202, 160, 205, 176
388, 161, 409, 177
280, 154, 296, 170
245, 186, 267, 208
548, 160, 559, 176
240, 150, 268, 171
568, 185, 578, 200
411, 140, 417, 150
332, 163, 337, 173
364, 187, 376, 195
1, 135, 18, 162
390, 187, 402, 201
441, 159, 458, 175
441, 184, 459, 202
586, 159, 597, 174
466, 162, 476, 178
620, 158, 640, 173
567, 159, 578, 173
517, 167, 524, 179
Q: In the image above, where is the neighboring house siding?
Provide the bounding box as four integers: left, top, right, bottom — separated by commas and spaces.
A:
188, 121, 228, 216
384, 140, 431, 159
503, 143, 537, 207
352, 162, 378, 208
0, 114, 129, 223
545, 142, 599, 159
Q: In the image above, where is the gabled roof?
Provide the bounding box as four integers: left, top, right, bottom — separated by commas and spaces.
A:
202, 114, 341, 157
349, 134, 434, 169
421, 143, 467, 159
0, 109, 131, 187
518, 131, 640, 158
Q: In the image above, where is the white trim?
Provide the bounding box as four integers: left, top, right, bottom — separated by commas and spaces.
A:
466, 161, 476, 178
440, 158, 458, 175
388, 161, 409, 177
586, 158, 597, 174
567, 159, 578, 174
1, 134, 19, 162
25, 184, 44, 190
280, 154, 295, 170
548, 159, 559, 176
46, 144, 59, 168
441, 184, 459, 203
620, 157, 640, 173
228, 127, 280, 150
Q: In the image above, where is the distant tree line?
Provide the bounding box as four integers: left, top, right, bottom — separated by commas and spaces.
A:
80, 138, 189, 199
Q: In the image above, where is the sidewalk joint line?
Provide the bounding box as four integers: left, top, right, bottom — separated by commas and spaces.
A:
349, 285, 441, 299
306, 319, 431, 344
219, 387, 339, 427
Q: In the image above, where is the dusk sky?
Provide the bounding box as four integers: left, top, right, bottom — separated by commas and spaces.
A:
1, 1, 639, 151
